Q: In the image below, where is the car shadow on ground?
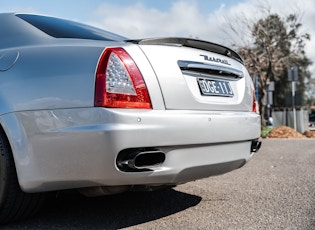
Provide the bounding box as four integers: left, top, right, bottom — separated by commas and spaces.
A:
4, 188, 201, 229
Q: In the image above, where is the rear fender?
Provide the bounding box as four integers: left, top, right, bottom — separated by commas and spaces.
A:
0, 113, 30, 191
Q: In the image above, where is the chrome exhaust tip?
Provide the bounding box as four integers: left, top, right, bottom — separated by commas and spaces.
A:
251, 139, 262, 153
117, 148, 165, 171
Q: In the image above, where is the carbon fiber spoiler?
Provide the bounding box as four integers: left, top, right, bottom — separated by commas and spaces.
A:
127, 37, 243, 64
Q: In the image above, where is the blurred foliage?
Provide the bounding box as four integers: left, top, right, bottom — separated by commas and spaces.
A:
239, 13, 311, 127
261, 126, 273, 138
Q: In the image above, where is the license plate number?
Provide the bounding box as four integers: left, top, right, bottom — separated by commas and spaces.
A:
197, 78, 234, 97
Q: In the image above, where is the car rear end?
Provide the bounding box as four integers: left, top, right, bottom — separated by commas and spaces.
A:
11, 37, 261, 193
0, 13, 262, 223
3, 13, 261, 193
90, 38, 261, 186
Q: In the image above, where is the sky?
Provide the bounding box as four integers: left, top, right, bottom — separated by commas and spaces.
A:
1, 0, 315, 77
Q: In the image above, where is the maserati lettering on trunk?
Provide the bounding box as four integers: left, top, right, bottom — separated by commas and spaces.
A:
200, 54, 231, 65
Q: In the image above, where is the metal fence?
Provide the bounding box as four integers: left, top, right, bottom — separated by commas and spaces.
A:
272, 109, 309, 133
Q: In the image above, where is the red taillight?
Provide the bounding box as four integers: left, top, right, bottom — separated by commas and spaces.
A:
95, 47, 152, 109
252, 89, 259, 114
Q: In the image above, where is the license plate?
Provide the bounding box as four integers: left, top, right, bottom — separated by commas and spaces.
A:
197, 78, 234, 97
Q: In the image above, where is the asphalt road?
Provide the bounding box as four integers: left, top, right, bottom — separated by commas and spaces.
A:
3, 139, 315, 229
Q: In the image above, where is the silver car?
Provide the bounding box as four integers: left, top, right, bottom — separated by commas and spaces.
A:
0, 13, 261, 223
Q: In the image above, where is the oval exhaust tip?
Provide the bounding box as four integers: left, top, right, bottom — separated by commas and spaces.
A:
117, 149, 165, 171
251, 139, 262, 153
133, 151, 166, 169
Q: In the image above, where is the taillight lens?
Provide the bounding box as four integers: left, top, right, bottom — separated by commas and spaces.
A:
95, 47, 152, 109
252, 89, 259, 114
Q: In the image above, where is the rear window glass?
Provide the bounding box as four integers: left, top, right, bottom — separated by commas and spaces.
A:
16, 14, 127, 41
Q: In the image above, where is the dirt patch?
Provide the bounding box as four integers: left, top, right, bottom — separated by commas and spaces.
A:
304, 130, 315, 138
266, 126, 313, 138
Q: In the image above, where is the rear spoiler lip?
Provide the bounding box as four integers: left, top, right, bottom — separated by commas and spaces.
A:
126, 37, 243, 64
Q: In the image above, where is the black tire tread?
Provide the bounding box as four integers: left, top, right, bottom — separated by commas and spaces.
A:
0, 129, 45, 224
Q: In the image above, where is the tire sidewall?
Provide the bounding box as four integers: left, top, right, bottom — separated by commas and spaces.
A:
0, 135, 9, 211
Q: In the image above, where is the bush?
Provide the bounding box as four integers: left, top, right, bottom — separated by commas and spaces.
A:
261, 126, 273, 138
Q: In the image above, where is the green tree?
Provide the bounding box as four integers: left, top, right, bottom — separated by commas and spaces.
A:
237, 13, 311, 127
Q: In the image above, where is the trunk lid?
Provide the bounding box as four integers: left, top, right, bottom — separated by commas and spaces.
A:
129, 38, 254, 111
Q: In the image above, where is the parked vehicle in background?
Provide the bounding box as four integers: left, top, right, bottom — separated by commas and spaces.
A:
0, 13, 261, 223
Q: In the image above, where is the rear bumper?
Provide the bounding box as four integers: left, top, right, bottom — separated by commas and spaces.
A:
2, 108, 261, 192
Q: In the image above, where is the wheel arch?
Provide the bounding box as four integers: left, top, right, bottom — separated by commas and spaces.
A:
0, 117, 45, 223
0, 114, 30, 191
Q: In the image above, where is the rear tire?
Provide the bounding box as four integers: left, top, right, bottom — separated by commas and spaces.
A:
0, 130, 45, 224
